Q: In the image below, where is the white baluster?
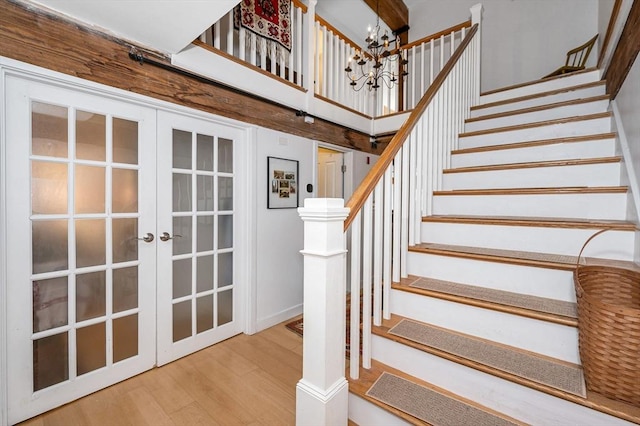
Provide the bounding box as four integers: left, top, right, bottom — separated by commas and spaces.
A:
362, 195, 373, 368
373, 181, 383, 326
214, 21, 221, 49
400, 143, 409, 278
383, 168, 392, 320
439, 34, 445, 74
260, 38, 267, 71
408, 128, 417, 247
392, 151, 402, 283
451, 30, 456, 56
429, 38, 435, 84
349, 211, 361, 380
414, 118, 423, 240
410, 46, 416, 109
295, 6, 303, 85
271, 43, 277, 75
420, 42, 425, 101
227, 12, 234, 55
250, 33, 257, 67
426, 104, 435, 215
239, 27, 246, 61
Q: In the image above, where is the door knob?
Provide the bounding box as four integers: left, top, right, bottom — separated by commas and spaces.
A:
136, 233, 154, 243
160, 232, 182, 242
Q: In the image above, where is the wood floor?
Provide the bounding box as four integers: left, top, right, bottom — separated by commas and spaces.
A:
19, 319, 303, 426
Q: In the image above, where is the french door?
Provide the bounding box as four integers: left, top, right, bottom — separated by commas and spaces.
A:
4, 75, 244, 423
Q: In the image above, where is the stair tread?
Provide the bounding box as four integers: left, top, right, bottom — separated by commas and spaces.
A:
479, 67, 598, 97
395, 275, 577, 322
443, 156, 620, 174
410, 242, 639, 271
459, 112, 611, 138
473, 80, 606, 112
349, 360, 525, 426
467, 94, 610, 123
422, 215, 637, 230
451, 133, 616, 155
433, 186, 628, 196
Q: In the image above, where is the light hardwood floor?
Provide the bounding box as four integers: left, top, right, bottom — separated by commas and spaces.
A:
20, 320, 303, 426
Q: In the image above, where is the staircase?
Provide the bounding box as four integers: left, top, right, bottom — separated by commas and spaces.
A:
348, 69, 640, 425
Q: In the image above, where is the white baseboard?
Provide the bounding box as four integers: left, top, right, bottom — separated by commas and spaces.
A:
255, 304, 303, 333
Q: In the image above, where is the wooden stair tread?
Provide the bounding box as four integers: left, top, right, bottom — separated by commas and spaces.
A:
422, 215, 637, 230
479, 67, 598, 97
348, 359, 525, 426
433, 186, 628, 196
373, 315, 640, 425
451, 133, 616, 155
459, 112, 611, 138
443, 156, 620, 174
466, 94, 610, 123
473, 80, 606, 112
394, 275, 577, 326
409, 242, 639, 271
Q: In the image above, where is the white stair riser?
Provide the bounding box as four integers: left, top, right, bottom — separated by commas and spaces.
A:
407, 251, 576, 301
470, 84, 607, 118
479, 70, 600, 105
466, 99, 609, 132
421, 222, 635, 261
390, 289, 579, 362
372, 337, 634, 426
348, 394, 411, 426
442, 162, 621, 190
459, 116, 611, 149
451, 138, 617, 168
432, 192, 627, 220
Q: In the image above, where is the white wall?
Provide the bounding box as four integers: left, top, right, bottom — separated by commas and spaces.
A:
408, 0, 599, 92
616, 57, 640, 210
598, 0, 616, 57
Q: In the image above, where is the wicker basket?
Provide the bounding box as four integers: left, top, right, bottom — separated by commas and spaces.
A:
574, 229, 640, 407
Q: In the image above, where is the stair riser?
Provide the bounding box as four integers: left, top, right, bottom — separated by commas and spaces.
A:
432, 192, 627, 220
470, 84, 606, 118
420, 222, 635, 261
465, 99, 609, 132
442, 162, 621, 190
479, 70, 600, 105
390, 289, 579, 362
459, 116, 611, 149
371, 337, 633, 426
451, 138, 617, 168
407, 251, 575, 301
348, 394, 411, 426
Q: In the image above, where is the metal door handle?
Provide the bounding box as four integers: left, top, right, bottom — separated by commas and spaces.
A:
137, 233, 154, 243
160, 232, 182, 242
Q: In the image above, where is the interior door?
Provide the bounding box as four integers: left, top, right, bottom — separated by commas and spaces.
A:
156, 111, 244, 365
317, 147, 344, 198
5, 76, 157, 424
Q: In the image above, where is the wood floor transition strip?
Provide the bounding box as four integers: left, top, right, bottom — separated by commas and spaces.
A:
443, 156, 620, 174
451, 133, 616, 155
388, 319, 586, 397
366, 372, 521, 426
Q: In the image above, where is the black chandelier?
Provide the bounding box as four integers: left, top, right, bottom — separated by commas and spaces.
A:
344, 1, 408, 91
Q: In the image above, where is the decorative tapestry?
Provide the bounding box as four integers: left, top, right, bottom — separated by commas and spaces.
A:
234, 0, 292, 52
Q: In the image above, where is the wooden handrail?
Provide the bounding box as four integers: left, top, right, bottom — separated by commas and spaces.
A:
401, 20, 472, 51
344, 23, 478, 230
597, 0, 622, 68
292, 0, 308, 13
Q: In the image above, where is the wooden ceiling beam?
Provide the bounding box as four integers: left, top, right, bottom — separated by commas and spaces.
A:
362, 0, 409, 35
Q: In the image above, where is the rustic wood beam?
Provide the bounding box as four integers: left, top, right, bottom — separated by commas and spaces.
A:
604, 0, 640, 99
0, 0, 380, 154
362, 0, 409, 34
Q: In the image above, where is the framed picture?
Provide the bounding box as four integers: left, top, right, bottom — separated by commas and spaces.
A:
268, 156, 299, 209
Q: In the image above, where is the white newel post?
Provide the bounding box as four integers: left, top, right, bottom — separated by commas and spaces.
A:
470, 3, 484, 103
296, 198, 350, 426
303, 0, 317, 114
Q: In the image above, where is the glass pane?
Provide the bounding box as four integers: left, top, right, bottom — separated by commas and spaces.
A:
218, 252, 233, 287
113, 118, 138, 165
173, 216, 192, 255
173, 301, 192, 342
196, 175, 214, 211
173, 174, 192, 212
173, 129, 192, 169
173, 258, 192, 299
196, 255, 214, 292
196, 134, 214, 171
32, 102, 68, 158
112, 168, 138, 213
76, 110, 105, 161
218, 290, 233, 326
218, 215, 233, 249
218, 138, 233, 173
76, 271, 106, 322
32, 161, 68, 215
218, 177, 233, 211
75, 165, 105, 214
33, 333, 68, 391
33, 276, 68, 333
113, 314, 138, 363
197, 216, 214, 252
32, 220, 68, 274
113, 266, 138, 313
112, 218, 137, 263
76, 322, 106, 376
196, 295, 213, 333
76, 219, 105, 268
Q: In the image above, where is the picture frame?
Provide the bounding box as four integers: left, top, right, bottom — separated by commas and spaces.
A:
267, 156, 299, 209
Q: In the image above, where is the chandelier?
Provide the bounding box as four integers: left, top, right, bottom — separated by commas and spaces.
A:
344, 1, 408, 91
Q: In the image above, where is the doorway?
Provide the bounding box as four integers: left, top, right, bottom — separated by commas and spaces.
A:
317, 146, 345, 198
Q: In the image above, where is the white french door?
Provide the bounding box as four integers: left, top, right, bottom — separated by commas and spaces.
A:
4, 75, 245, 424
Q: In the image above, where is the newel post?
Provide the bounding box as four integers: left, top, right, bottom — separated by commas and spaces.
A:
470, 3, 484, 103
296, 198, 350, 426
302, 0, 317, 114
